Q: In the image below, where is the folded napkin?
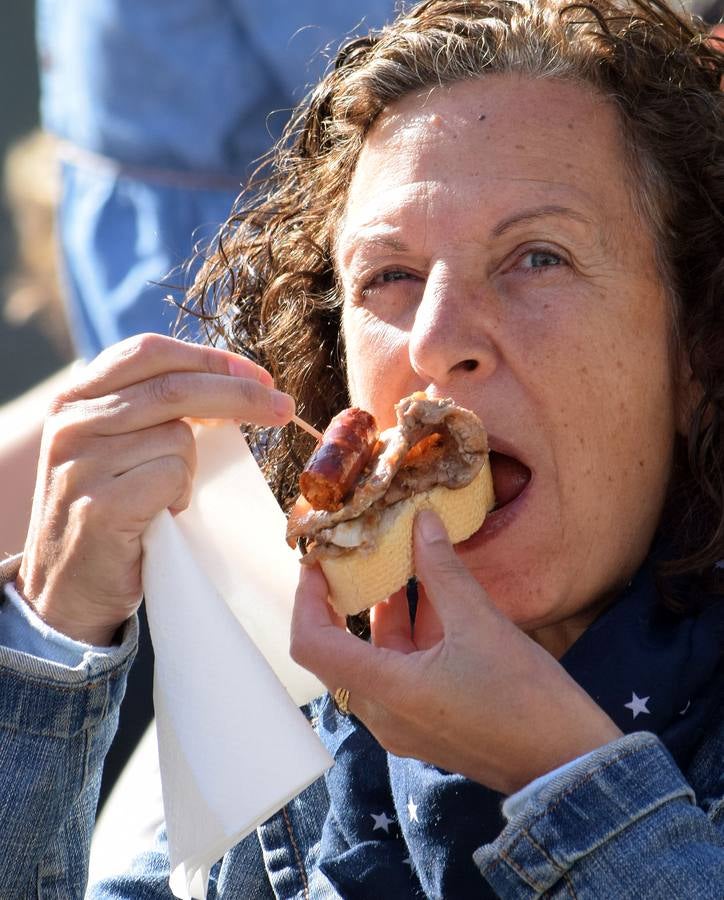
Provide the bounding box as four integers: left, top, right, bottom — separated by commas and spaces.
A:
141, 422, 333, 899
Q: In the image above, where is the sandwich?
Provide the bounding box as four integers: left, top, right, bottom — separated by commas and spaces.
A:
286, 392, 494, 616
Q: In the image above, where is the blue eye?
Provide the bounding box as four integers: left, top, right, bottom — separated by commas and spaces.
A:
524, 250, 563, 269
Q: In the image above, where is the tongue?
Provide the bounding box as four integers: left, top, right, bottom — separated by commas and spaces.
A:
489, 453, 531, 508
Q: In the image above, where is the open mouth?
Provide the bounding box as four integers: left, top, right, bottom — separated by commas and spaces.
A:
489, 451, 531, 510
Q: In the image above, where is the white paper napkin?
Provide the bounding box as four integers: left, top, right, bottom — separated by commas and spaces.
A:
141, 423, 333, 899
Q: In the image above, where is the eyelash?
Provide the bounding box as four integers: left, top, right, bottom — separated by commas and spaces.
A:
356, 246, 568, 297
360, 269, 418, 297
517, 248, 566, 272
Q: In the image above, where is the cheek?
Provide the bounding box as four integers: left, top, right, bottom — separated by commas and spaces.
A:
553, 347, 675, 569
342, 306, 410, 407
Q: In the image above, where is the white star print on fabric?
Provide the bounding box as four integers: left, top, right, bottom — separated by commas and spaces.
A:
407, 797, 419, 822
624, 692, 651, 719
371, 812, 395, 833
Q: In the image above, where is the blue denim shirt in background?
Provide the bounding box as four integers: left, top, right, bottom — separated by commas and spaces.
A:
36, 0, 397, 358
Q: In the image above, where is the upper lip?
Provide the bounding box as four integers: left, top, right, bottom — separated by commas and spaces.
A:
486, 433, 530, 471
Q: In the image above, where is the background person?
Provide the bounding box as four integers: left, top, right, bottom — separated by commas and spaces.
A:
37, 0, 397, 359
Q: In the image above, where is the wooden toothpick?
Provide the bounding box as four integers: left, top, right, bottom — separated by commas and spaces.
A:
291, 414, 323, 442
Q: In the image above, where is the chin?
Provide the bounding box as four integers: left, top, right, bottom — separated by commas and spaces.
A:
454, 513, 576, 629
460, 555, 561, 626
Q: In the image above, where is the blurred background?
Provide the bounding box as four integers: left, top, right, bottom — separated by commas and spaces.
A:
0, 3, 72, 405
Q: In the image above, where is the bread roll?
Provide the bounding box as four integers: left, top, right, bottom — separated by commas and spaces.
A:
321, 459, 494, 616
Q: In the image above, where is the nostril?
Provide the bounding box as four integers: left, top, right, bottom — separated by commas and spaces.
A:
460, 359, 479, 372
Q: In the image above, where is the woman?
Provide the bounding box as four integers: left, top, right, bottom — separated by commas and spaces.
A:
1, 0, 722, 895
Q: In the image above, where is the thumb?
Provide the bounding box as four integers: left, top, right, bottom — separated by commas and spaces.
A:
413, 508, 489, 621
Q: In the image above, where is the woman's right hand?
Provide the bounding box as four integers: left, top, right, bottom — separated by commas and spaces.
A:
17, 334, 295, 646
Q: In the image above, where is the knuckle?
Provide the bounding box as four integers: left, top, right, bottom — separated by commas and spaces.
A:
47, 458, 83, 502
46, 385, 77, 417
288, 625, 323, 675
201, 345, 232, 377
67, 492, 98, 529
145, 372, 184, 407
288, 628, 310, 669
42, 408, 84, 465
91, 333, 160, 374
234, 374, 267, 409
167, 418, 195, 454
167, 454, 192, 495
121, 332, 168, 361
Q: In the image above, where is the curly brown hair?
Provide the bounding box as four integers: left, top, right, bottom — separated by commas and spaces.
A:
181, 0, 724, 607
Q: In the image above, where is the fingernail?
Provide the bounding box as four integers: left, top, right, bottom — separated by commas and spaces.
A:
272, 390, 295, 419
417, 509, 447, 543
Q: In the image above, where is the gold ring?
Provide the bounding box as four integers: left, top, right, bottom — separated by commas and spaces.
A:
333, 687, 351, 716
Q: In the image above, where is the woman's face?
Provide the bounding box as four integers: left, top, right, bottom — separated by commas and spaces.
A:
337, 75, 683, 636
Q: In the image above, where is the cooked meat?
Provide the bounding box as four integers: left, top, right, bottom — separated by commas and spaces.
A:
286, 393, 488, 551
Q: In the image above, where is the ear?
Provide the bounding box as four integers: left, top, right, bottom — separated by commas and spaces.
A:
674, 348, 703, 437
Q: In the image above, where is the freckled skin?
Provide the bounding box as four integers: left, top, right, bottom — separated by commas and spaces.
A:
337, 75, 683, 649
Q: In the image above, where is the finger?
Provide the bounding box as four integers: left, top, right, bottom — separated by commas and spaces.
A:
413, 509, 489, 622
291, 564, 396, 701
64, 334, 274, 401
63, 370, 295, 436
405, 583, 444, 650
290, 563, 350, 654
66, 420, 197, 479
104, 454, 196, 524
370, 585, 416, 652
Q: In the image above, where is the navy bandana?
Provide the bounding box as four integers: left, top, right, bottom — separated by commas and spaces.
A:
316, 561, 724, 899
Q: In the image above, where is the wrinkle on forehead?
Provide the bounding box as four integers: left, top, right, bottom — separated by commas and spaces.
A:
335, 75, 652, 275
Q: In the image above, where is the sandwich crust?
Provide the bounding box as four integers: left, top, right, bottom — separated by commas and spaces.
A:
320, 459, 495, 616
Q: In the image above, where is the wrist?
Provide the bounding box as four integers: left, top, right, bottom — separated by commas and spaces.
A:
31, 605, 120, 646
501, 715, 623, 795
15, 572, 130, 647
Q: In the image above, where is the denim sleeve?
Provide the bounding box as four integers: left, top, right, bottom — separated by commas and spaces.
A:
474, 732, 724, 898
0, 612, 137, 896
501, 750, 598, 820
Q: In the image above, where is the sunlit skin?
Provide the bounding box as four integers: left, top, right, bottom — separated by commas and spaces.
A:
337, 75, 683, 657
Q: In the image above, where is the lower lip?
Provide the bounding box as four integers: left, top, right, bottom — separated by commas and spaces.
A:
458, 479, 532, 550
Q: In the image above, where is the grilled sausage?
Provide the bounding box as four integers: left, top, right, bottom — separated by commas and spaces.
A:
299, 408, 378, 510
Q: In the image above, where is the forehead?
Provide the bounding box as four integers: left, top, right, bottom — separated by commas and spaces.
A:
337, 75, 638, 256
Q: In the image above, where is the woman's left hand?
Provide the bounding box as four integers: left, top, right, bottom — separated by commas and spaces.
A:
291, 509, 622, 795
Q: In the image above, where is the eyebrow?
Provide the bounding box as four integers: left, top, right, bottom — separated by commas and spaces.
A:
354, 234, 411, 253
334, 231, 412, 268
339, 203, 593, 262
492, 205, 593, 237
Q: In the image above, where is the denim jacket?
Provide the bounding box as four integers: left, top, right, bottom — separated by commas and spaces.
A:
1, 552, 723, 899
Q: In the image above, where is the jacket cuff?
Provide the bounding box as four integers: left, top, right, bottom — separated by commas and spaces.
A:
0, 614, 138, 739
474, 733, 694, 897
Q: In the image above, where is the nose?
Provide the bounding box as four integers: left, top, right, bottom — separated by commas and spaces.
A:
408, 275, 498, 387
